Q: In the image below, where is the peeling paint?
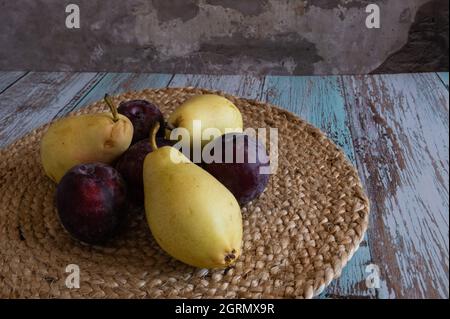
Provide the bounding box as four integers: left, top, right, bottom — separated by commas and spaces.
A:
374, 0, 449, 73
205, 0, 269, 17
0, 0, 446, 74
153, 0, 199, 23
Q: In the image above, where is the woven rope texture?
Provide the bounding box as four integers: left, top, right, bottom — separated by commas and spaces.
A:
0, 88, 369, 298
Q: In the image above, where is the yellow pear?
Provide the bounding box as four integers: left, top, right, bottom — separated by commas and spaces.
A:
144, 124, 243, 269
167, 94, 243, 147
40, 95, 133, 183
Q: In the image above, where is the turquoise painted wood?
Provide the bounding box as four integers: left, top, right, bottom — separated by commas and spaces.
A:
263, 75, 375, 298
52, 72, 106, 119
62, 73, 173, 115
0, 71, 447, 299
0, 72, 99, 148
169, 74, 265, 100
343, 73, 449, 299
437, 72, 449, 88
0, 71, 27, 93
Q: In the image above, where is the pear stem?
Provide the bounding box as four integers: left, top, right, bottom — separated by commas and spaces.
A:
150, 122, 160, 151
166, 122, 175, 130
104, 94, 119, 122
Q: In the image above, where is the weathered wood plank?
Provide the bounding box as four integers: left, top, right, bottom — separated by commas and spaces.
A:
64, 73, 173, 116
263, 75, 375, 299
437, 72, 449, 88
169, 74, 265, 100
0, 72, 98, 148
0, 71, 27, 93
343, 73, 449, 299
53, 73, 107, 119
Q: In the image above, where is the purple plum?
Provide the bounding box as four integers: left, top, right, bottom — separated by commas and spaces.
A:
56, 163, 128, 244
115, 137, 173, 204
117, 99, 164, 143
203, 133, 270, 206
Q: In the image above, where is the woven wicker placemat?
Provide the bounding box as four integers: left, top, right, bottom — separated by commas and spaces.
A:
0, 88, 369, 299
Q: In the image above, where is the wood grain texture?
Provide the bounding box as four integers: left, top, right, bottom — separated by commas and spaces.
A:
0, 72, 98, 148
437, 72, 449, 88
65, 73, 173, 115
169, 74, 265, 100
263, 75, 376, 298
343, 73, 449, 299
53, 72, 106, 119
0, 71, 27, 93
0, 71, 447, 299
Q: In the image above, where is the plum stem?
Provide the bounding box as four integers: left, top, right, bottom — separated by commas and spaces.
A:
104, 94, 119, 122
150, 122, 160, 151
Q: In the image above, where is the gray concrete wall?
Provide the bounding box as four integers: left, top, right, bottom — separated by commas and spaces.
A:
0, 0, 448, 75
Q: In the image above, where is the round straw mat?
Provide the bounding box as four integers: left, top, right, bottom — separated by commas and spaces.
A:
0, 88, 369, 299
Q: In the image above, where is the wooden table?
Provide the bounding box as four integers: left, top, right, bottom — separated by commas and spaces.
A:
0, 71, 448, 299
